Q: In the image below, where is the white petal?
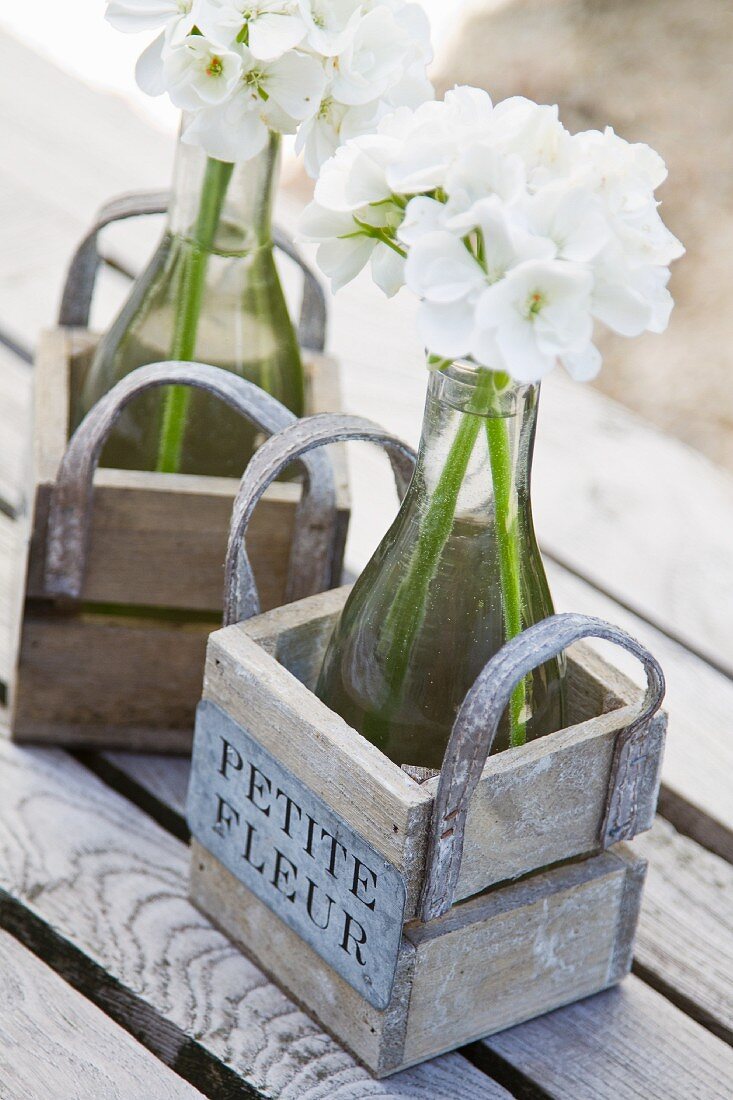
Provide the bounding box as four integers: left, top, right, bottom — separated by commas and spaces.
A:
298, 201, 355, 241
592, 281, 651, 337
398, 197, 447, 246
249, 13, 307, 61
265, 52, 326, 121
496, 317, 557, 382
317, 236, 375, 292
405, 232, 484, 304
561, 344, 602, 381
417, 299, 476, 360
371, 245, 405, 298
183, 100, 269, 163
134, 31, 167, 96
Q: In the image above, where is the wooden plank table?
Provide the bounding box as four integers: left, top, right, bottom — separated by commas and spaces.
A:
0, 27, 732, 1099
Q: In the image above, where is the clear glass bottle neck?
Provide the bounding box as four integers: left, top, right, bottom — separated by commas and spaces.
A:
413, 361, 540, 511
168, 119, 280, 254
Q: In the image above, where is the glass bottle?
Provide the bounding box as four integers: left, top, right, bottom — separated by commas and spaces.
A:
316, 360, 566, 770
75, 128, 305, 477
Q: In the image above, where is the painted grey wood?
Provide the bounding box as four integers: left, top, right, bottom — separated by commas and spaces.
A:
0, 342, 31, 519
421, 613, 665, 921
634, 818, 733, 1042
188, 699, 408, 1010
58, 190, 327, 352
0, 928, 204, 1100
225, 414, 415, 623
482, 975, 733, 1100
43, 361, 336, 608
0, 731, 506, 1099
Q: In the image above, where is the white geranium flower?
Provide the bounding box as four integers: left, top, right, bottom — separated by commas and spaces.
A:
385, 87, 494, 194
314, 133, 398, 211
612, 197, 684, 268
296, 98, 387, 179
164, 37, 242, 110
405, 231, 486, 358
489, 97, 572, 183
183, 47, 326, 160
111, 0, 196, 96
592, 250, 674, 337
301, 85, 683, 383
524, 183, 610, 263
571, 126, 668, 213
298, 0, 362, 56
198, 1, 307, 61
475, 260, 594, 381
445, 145, 527, 213
300, 199, 405, 295
398, 196, 447, 246
330, 7, 414, 107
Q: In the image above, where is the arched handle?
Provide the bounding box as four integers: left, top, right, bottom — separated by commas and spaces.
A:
419, 613, 666, 922
58, 191, 327, 351
224, 413, 416, 625
43, 362, 336, 604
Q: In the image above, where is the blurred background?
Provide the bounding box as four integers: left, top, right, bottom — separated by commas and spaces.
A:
0, 0, 730, 471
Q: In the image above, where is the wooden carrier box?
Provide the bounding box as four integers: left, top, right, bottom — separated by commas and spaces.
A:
186, 422, 668, 1077
8, 201, 349, 751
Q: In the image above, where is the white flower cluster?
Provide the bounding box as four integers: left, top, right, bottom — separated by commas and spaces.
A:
300, 87, 684, 382
106, 0, 433, 174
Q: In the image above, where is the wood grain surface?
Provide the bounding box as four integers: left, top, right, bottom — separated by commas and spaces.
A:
0, 731, 506, 1099
482, 975, 733, 1100
0, 928, 204, 1100
635, 818, 733, 1042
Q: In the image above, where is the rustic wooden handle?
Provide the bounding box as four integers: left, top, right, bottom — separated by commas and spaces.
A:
419, 612, 666, 922
224, 413, 416, 625
58, 190, 327, 351
43, 362, 336, 603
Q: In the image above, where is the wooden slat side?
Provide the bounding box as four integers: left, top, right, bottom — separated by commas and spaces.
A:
0, 342, 32, 519
635, 818, 733, 1042
0, 928, 204, 1100
203, 621, 433, 914
400, 849, 636, 1067
27, 476, 298, 613
0, 733, 506, 1099
33, 329, 72, 484
12, 612, 213, 750
482, 976, 733, 1100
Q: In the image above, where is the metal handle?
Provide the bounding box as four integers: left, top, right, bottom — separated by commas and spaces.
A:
58, 190, 327, 351
419, 613, 666, 922
224, 413, 416, 625
43, 362, 336, 604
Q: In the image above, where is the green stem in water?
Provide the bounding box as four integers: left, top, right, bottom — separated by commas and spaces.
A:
378, 368, 527, 749
378, 371, 496, 699
485, 413, 527, 747
156, 156, 235, 473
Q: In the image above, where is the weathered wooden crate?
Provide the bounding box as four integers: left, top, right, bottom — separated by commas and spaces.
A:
186, 421, 667, 1076
9, 204, 349, 751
